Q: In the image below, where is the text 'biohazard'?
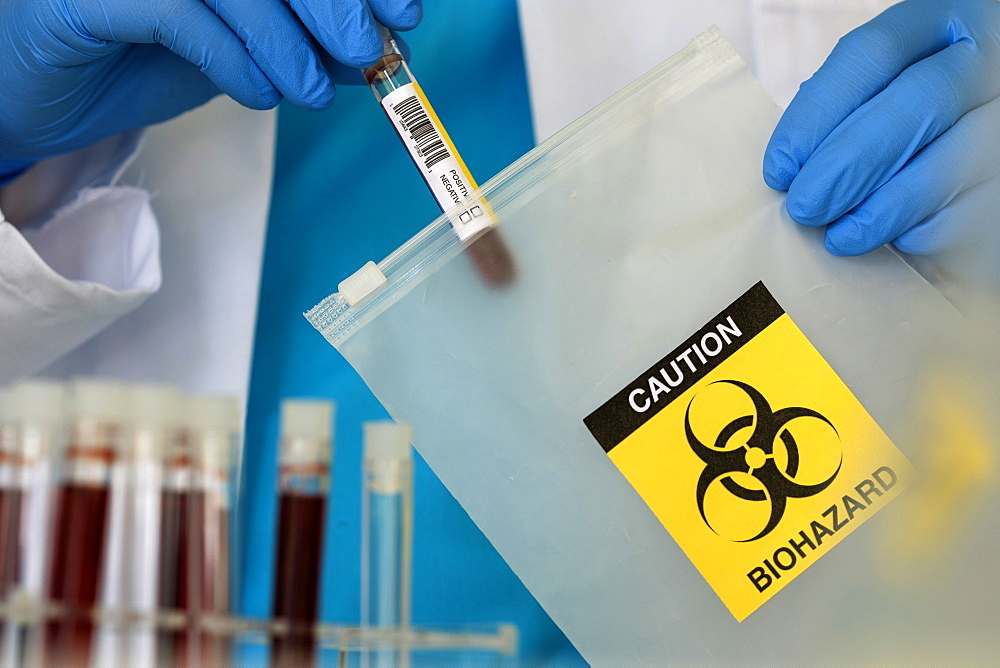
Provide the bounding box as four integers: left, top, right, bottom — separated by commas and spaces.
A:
586, 282, 913, 621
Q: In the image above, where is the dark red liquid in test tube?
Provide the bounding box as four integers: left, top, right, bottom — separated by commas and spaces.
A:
0, 412, 24, 601
270, 399, 334, 668
0, 486, 23, 659
158, 486, 227, 667
190, 394, 242, 667
157, 486, 194, 666
0, 381, 65, 663
46, 484, 110, 666
272, 492, 326, 668
191, 393, 241, 666
44, 381, 124, 668
196, 486, 230, 665
156, 394, 239, 668
156, 416, 206, 668
0, 487, 24, 599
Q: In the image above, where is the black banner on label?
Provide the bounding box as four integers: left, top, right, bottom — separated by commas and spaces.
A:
584, 282, 784, 452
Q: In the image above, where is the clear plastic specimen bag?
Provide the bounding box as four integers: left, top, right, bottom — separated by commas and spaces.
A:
307, 29, 998, 665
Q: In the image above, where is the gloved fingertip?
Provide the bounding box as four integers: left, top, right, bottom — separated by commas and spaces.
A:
251, 72, 284, 109
892, 228, 938, 256
317, 83, 337, 109
232, 87, 281, 110
339, 28, 384, 69
785, 194, 827, 227
762, 149, 797, 191
380, 1, 423, 31
253, 86, 283, 111
304, 82, 337, 110
889, 237, 919, 256
823, 233, 854, 257
298, 65, 336, 109
825, 217, 875, 256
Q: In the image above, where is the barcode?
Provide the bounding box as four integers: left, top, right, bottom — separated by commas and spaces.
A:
391, 95, 451, 170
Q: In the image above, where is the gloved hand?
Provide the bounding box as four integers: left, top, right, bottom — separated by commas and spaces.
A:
763, 0, 1000, 257
0, 0, 422, 183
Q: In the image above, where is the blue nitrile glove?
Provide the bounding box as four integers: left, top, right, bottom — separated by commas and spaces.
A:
0, 0, 422, 183
763, 0, 1000, 257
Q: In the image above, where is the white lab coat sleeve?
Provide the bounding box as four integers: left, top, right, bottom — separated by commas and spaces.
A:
0, 134, 161, 384
518, 0, 894, 141
518, 0, 757, 142
750, 0, 896, 108
37, 97, 275, 400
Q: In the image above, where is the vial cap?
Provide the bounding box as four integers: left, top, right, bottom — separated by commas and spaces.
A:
280, 399, 334, 465
12, 380, 66, 425
189, 394, 241, 433
363, 421, 412, 463
339, 261, 386, 307
0, 388, 12, 422
188, 395, 241, 469
70, 378, 126, 423
281, 399, 334, 440
127, 383, 181, 428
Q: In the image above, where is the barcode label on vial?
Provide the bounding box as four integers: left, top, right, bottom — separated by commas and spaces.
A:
381, 82, 495, 241
391, 95, 451, 169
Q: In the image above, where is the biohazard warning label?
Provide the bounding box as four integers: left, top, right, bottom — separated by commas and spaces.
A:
584, 282, 913, 621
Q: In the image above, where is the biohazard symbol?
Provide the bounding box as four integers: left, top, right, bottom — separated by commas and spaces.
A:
686, 380, 841, 542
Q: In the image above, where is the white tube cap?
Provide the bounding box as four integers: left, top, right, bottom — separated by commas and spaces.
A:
0, 388, 12, 422
189, 395, 241, 433
339, 261, 386, 307
364, 421, 412, 494
280, 399, 335, 465
189, 395, 241, 469
70, 378, 126, 423
363, 421, 413, 463
127, 383, 181, 428
12, 380, 66, 425
281, 399, 334, 440
0, 389, 14, 455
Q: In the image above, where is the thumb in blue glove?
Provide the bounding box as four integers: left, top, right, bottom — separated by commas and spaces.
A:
0, 0, 423, 183
763, 0, 1000, 259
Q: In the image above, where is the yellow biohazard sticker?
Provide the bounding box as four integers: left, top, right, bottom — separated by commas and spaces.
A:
584, 282, 914, 622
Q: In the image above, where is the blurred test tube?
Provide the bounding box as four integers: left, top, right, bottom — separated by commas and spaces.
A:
115, 384, 180, 666
44, 379, 125, 666
0, 381, 65, 666
0, 387, 19, 605
271, 399, 334, 668
188, 394, 242, 665
361, 421, 413, 668
156, 391, 196, 666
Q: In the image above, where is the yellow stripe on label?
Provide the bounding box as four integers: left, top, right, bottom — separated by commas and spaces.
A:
413, 83, 479, 189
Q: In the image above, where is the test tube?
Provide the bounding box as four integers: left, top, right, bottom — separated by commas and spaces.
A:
362, 26, 516, 287
0, 381, 65, 596
271, 399, 334, 668
0, 388, 21, 603
0, 387, 20, 666
156, 393, 196, 666
188, 394, 242, 665
115, 384, 179, 666
44, 379, 125, 666
0, 381, 65, 667
361, 421, 413, 668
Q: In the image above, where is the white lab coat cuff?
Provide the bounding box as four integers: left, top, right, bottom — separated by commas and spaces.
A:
0, 131, 144, 229
0, 186, 161, 383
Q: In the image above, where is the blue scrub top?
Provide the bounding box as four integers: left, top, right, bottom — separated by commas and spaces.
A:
240, 2, 585, 664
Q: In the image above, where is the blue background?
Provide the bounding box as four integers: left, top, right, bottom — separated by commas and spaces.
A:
240, 2, 584, 664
